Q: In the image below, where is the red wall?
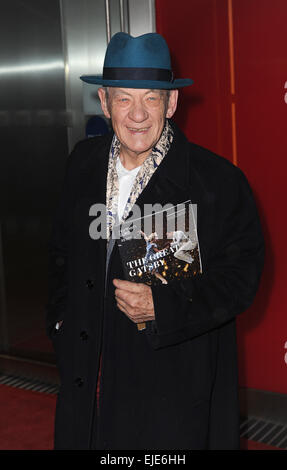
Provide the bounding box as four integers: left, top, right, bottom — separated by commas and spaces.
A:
156, 0, 287, 394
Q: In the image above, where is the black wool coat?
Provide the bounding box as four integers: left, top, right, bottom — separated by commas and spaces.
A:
46, 121, 264, 450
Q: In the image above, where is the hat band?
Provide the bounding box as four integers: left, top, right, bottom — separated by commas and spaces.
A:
103, 67, 173, 82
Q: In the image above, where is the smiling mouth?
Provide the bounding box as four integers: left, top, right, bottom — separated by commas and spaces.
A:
127, 127, 150, 133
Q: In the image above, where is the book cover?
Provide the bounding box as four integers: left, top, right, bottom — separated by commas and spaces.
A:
116, 200, 202, 286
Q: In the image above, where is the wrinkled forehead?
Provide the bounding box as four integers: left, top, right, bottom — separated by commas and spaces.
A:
107, 87, 166, 96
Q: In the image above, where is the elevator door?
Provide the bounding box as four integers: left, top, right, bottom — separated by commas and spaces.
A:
0, 0, 68, 364
0, 0, 156, 370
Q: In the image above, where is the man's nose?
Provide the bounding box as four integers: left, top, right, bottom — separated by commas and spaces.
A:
128, 101, 148, 122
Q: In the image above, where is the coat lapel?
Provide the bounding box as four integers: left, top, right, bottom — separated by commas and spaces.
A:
76, 133, 112, 277
133, 121, 191, 210
128, 122, 214, 270
81, 122, 214, 274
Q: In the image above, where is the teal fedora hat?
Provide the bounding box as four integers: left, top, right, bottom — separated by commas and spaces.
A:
80, 32, 193, 89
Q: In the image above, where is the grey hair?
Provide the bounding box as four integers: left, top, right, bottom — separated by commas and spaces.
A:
160, 89, 171, 115
102, 86, 109, 99
101, 86, 111, 113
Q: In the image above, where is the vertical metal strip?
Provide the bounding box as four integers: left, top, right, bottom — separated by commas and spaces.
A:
119, 0, 124, 32
227, 0, 238, 166
119, 0, 130, 34
149, 0, 156, 32
59, 0, 71, 152
105, 0, 111, 43
0, 223, 9, 352
126, 0, 130, 34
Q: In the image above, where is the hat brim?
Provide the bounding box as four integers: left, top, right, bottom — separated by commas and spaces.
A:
80, 75, 193, 89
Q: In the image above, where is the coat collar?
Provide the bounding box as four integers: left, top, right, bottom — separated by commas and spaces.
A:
83, 131, 112, 204
85, 119, 191, 206
133, 120, 191, 208
84, 121, 213, 276
156, 120, 190, 190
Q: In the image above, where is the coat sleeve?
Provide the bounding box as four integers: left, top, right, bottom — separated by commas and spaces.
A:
145, 167, 265, 350
45, 142, 82, 339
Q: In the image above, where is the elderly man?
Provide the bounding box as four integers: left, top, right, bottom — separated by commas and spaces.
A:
46, 32, 264, 450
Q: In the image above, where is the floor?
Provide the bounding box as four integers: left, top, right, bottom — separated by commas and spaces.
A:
0, 371, 286, 451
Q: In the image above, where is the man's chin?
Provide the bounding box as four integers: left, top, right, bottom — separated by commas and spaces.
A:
123, 143, 154, 158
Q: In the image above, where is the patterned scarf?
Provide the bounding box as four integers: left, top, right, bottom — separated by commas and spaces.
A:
106, 120, 174, 240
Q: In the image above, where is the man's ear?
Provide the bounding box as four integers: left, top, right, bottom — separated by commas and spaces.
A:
98, 88, 111, 119
165, 89, 178, 119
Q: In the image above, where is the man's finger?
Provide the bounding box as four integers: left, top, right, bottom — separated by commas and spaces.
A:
116, 298, 139, 323
116, 295, 140, 315
115, 294, 129, 310
116, 297, 133, 317
113, 278, 146, 292
116, 298, 128, 313
115, 288, 139, 307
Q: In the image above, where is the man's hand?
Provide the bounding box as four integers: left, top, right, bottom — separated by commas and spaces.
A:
113, 279, 155, 324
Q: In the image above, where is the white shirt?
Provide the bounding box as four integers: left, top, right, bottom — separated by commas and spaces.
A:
116, 157, 141, 221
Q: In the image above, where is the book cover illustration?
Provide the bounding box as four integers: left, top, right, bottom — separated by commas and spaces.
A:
116, 201, 202, 286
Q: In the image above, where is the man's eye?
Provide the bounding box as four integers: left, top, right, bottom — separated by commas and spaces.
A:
146, 96, 160, 104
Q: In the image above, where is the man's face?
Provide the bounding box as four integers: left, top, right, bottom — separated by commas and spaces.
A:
98, 87, 178, 164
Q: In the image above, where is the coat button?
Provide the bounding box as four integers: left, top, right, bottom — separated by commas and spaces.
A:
74, 377, 84, 387
80, 331, 89, 341
55, 257, 65, 267
86, 279, 94, 289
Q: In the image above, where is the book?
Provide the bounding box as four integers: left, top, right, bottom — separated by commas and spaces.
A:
116, 201, 202, 330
